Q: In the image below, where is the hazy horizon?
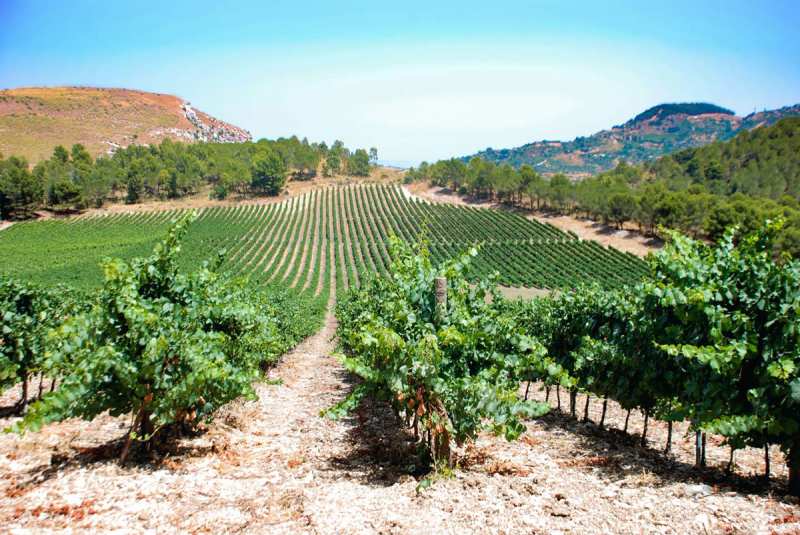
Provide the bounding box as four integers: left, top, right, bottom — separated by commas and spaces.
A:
1, 0, 798, 165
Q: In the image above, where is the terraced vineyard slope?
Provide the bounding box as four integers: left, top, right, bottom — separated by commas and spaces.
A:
0, 185, 647, 291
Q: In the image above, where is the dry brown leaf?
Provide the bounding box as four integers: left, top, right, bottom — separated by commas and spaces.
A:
486, 459, 530, 476
520, 435, 541, 447
558, 455, 619, 468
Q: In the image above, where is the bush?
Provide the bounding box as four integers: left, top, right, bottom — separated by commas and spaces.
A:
0, 279, 75, 412
212, 183, 228, 200
11, 213, 298, 460
510, 220, 800, 495
329, 237, 548, 467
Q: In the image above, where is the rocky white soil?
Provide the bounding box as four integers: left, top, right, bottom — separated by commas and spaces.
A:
1, 298, 799, 533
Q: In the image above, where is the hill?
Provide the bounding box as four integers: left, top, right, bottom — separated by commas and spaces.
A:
624, 102, 734, 125
558, 117, 800, 249
405, 117, 800, 254
470, 102, 800, 176
0, 86, 252, 163
644, 116, 800, 197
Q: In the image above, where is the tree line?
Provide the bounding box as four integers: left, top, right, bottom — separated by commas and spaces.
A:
0, 137, 378, 219
405, 117, 800, 254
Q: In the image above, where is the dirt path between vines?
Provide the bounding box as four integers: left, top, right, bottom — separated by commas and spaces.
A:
1, 297, 799, 533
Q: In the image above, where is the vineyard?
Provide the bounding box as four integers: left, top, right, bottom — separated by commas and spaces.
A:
4, 5, 799, 531
333, 222, 800, 493
2, 185, 799, 532
0, 184, 647, 292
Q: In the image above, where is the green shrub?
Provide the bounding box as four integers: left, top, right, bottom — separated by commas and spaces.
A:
0, 279, 74, 412
329, 237, 548, 467
11, 213, 297, 460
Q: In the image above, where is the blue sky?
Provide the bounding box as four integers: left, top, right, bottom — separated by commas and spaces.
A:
1, 1, 799, 166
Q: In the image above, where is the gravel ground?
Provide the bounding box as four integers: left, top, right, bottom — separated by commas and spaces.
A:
1, 300, 799, 533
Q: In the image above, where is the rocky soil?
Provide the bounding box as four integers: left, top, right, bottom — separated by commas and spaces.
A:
1, 308, 798, 533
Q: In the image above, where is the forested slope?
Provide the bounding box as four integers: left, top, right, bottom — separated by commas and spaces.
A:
644, 117, 800, 198
408, 118, 800, 254
468, 102, 800, 175
0, 137, 375, 220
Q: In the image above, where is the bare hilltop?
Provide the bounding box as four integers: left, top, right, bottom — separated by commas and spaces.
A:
0, 86, 251, 163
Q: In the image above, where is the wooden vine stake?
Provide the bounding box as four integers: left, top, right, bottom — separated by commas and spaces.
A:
569, 390, 577, 418
640, 410, 649, 447
665, 420, 673, 454
790, 453, 800, 496
432, 277, 455, 468
702, 432, 707, 466
694, 430, 707, 468
17, 372, 28, 414
694, 430, 702, 467
599, 397, 608, 429
583, 395, 591, 422
434, 276, 447, 322
663, 402, 674, 454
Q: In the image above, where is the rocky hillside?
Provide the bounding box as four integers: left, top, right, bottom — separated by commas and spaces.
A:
0, 87, 251, 163
471, 102, 800, 176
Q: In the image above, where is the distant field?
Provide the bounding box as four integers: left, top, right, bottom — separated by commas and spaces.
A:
0, 184, 647, 292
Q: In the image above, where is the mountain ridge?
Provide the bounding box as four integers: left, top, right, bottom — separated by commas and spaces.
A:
469, 102, 800, 176
0, 86, 252, 163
